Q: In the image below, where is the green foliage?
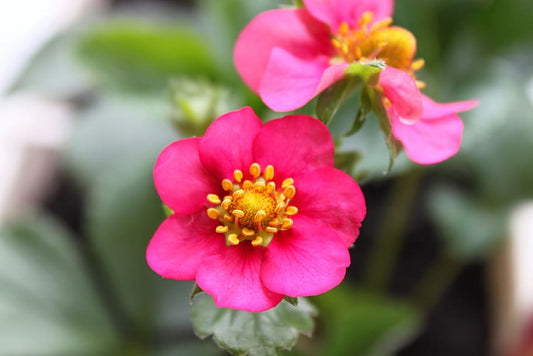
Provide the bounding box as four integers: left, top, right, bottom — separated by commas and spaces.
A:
428, 185, 507, 261
77, 21, 217, 92
0, 216, 119, 354
313, 287, 421, 356
191, 295, 316, 356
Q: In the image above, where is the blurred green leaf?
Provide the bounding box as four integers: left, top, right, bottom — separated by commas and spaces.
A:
11, 33, 91, 98
191, 295, 316, 356
428, 185, 507, 261
313, 287, 421, 356
0, 215, 119, 354
316, 76, 360, 126
77, 21, 217, 92
65, 93, 177, 187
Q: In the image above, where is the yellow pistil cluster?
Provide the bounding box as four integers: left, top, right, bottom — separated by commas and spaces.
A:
331, 11, 426, 88
206, 162, 297, 247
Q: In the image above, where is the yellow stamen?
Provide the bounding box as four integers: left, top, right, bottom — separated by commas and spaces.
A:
254, 210, 267, 222
251, 236, 263, 247
360, 11, 373, 27
242, 227, 255, 237
281, 178, 294, 189
222, 179, 233, 191
411, 58, 425, 71
416, 80, 426, 89
233, 189, 245, 199
223, 213, 233, 222
281, 218, 293, 230
221, 199, 232, 210
249, 163, 261, 179
268, 219, 279, 227
242, 180, 253, 189
253, 181, 266, 191
232, 209, 245, 218
266, 181, 276, 194
216, 225, 229, 233
339, 21, 349, 36
264, 165, 274, 181
207, 194, 221, 205
233, 169, 243, 183
331, 38, 342, 48
284, 185, 296, 199
275, 202, 285, 213
207, 208, 220, 220
228, 233, 240, 245
265, 227, 278, 234
285, 206, 298, 216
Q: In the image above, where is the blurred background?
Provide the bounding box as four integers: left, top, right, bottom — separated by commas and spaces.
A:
1, 0, 533, 355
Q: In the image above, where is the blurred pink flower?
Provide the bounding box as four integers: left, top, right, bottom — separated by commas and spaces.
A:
146, 107, 366, 312
388, 94, 479, 164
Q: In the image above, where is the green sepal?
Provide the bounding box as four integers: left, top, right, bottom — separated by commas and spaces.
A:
162, 203, 174, 217
284, 296, 298, 307
316, 76, 361, 125
293, 0, 305, 8
190, 283, 205, 304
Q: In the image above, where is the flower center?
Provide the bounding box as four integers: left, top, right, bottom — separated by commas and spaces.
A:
206, 163, 297, 247
331, 11, 426, 88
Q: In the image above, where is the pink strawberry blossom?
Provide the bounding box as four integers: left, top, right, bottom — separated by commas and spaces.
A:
146, 107, 366, 312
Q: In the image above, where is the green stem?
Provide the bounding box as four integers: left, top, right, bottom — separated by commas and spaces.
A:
409, 253, 463, 313
364, 170, 423, 294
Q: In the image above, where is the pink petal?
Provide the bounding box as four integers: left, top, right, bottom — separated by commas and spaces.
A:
259, 46, 347, 111
303, 0, 394, 30
261, 215, 350, 297
196, 244, 284, 312
234, 8, 332, 95
390, 97, 466, 164
253, 115, 334, 183
421, 95, 479, 119
379, 66, 423, 124
291, 167, 366, 247
199, 107, 263, 181
154, 138, 220, 215
146, 212, 224, 280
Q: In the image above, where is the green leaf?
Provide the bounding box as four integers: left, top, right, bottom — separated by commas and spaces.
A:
0, 215, 120, 354
77, 21, 217, 92
314, 287, 421, 356
191, 295, 316, 355
65, 94, 178, 187
316, 76, 361, 125
428, 185, 507, 261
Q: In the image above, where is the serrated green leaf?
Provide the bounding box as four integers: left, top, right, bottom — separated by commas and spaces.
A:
77, 21, 217, 92
316, 76, 361, 125
314, 287, 421, 356
191, 295, 316, 355
428, 185, 507, 260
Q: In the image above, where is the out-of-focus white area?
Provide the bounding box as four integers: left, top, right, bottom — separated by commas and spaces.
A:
0, 0, 104, 222
0, 0, 100, 94
492, 201, 533, 355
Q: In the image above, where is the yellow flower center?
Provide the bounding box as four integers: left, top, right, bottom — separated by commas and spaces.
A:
331, 11, 426, 88
206, 163, 297, 247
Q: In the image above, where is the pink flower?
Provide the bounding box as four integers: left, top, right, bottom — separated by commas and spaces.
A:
146, 107, 366, 312
234, 0, 420, 112
387, 92, 479, 164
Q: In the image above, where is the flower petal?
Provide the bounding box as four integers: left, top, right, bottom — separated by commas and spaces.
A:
146, 212, 224, 280
253, 115, 334, 182
390, 96, 467, 164
379, 66, 423, 124
234, 8, 332, 95
199, 107, 262, 181
196, 244, 284, 312
259, 46, 347, 111
291, 167, 366, 246
154, 137, 219, 215
303, 0, 394, 30
421, 95, 479, 119
261, 216, 350, 297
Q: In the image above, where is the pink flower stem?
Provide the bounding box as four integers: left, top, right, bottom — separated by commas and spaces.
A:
364, 170, 423, 293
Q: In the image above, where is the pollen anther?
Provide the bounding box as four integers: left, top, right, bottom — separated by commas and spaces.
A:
228, 233, 240, 245
282, 178, 294, 189
207, 208, 220, 220
222, 179, 233, 191
232, 209, 245, 218
216, 225, 229, 233
285, 206, 298, 216
207, 194, 221, 205
249, 163, 261, 178
233, 169, 243, 183
283, 185, 296, 199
